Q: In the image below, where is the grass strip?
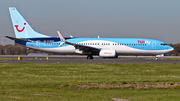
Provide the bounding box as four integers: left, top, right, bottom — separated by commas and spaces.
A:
0, 63, 180, 101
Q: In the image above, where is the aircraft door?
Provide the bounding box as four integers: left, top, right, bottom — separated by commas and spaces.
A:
152, 42, 156, 49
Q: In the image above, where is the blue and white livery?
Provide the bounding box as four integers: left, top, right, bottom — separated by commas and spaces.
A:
6, 7, 174, 59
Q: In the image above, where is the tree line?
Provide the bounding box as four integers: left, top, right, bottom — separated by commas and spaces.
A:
0, 44, 37, 55
0, 43, 179, 56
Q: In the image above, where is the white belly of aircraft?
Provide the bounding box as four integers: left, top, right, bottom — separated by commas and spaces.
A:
114, 45, 172, 55
28, 46, 76, 54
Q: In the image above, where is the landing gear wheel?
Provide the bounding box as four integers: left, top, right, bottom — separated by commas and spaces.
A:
87, 55, 94, 59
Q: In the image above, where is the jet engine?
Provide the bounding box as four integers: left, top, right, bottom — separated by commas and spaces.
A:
99, 49, 118, 58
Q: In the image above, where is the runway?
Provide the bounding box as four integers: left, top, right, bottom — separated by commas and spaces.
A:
0, 59, 180, 64
0, 55, 180, 64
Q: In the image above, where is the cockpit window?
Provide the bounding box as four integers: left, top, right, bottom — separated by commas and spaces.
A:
161, 43, 167, 46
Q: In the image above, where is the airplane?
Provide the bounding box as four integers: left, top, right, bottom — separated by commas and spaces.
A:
6, 7, 174, 59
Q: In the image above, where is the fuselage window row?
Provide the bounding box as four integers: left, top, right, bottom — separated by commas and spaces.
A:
45, 42, 147, 46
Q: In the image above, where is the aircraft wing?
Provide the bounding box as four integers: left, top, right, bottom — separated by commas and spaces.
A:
68, 41, 100, 53
57, 31, 100, 54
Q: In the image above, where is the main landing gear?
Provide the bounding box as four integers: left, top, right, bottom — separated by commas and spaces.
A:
87, 54, 94, 59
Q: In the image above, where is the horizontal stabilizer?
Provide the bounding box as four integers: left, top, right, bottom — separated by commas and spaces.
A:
5, 36, 27, 42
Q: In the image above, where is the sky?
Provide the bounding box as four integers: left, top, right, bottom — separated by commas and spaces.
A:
1, 0, 180, 45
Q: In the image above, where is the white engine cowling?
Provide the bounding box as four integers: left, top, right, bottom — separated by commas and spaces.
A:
99, 49, 118, 58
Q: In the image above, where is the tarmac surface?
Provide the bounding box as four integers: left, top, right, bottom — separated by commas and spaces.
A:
0, 59, 180, 64
0, 55, 180, 64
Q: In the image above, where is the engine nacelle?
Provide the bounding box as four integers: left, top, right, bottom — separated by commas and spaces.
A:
99, 49, 118, 58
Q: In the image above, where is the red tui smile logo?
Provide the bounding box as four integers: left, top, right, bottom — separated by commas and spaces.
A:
15, 23, 26, 32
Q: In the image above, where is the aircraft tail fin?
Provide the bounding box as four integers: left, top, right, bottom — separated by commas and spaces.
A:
9, 7, 50, 38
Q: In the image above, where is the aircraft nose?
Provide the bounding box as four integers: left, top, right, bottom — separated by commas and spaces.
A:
168, 46, 174, 52
172, 47, 174, 51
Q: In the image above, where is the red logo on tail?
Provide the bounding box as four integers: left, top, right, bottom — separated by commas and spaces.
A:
15, 23, 26, 32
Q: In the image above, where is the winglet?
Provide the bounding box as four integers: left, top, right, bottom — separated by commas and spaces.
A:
57, 31, 66, 42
